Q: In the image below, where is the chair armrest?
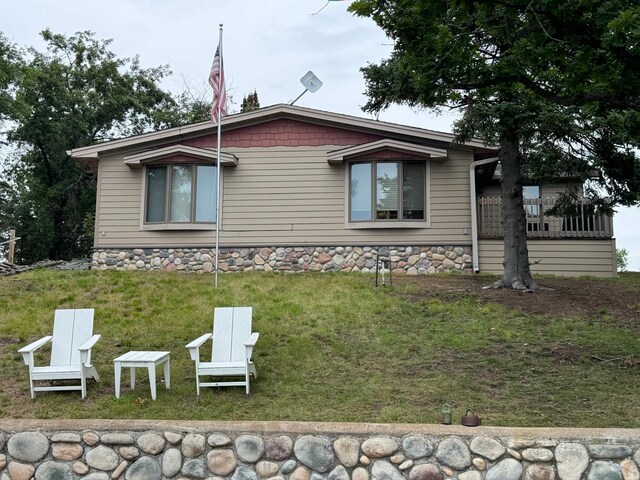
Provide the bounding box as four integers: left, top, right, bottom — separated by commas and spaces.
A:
244, 332, 259, 360
78, 334, 101, 365
18, 336, 52, 366
79, 334, 101, 351
244, 332, 259, 347
186, 333, 212, 361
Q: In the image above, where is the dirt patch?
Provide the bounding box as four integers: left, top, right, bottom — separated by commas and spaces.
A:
393, 273, 640, 325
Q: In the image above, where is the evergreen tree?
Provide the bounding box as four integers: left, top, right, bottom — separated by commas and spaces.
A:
240, 90, 260, 112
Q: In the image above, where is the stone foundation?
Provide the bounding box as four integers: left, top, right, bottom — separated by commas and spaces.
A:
91, 246, 473, 274
0, 420, 638, 480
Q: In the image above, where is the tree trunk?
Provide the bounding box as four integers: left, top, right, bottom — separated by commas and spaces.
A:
492, 135, 538, 289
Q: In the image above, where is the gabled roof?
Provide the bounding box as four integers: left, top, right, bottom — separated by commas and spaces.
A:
327, 139, 448, 165
69, 104, 495, 165
123, 145, 238, 168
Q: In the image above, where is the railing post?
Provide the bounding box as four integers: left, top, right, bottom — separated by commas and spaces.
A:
8, 229, 16, 264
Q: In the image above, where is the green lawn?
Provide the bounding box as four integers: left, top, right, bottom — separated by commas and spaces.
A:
0, 270, 638, 427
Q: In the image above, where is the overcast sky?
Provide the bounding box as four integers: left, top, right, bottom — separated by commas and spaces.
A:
2, 0, 638, 270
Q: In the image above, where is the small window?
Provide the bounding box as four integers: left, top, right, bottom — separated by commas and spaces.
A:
523, 185, 541, 216
349, 161, 426, 223
145, 165, 217, 224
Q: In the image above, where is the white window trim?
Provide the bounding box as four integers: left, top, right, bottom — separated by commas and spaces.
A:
344, 159, 431, 229
139, 164, 224, 231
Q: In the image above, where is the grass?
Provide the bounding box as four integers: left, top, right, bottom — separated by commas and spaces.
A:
0, 270, 638, 427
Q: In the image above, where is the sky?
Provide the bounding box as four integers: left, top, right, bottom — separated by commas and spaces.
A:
1, 0, 639, 270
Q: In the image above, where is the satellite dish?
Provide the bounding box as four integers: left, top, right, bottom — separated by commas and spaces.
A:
301, 71, 323, 93
290, 71, 323, 105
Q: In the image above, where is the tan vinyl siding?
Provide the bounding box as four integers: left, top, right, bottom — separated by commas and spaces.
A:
95, 146, 476, 248
477, 238, 617, 277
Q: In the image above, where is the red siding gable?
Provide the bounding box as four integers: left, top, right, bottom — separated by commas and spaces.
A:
183, 118, 383, 149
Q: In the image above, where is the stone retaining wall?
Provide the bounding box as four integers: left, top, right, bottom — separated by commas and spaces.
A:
0, 420, 638, 480
91, 246, 473, 274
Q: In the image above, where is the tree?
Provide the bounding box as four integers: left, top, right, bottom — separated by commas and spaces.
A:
240, 90, 260, 112
349, 0, 640, 289
1, 30, 181, 263
616, 248, 629, 272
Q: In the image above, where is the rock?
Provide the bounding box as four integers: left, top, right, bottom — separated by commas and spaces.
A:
472, 457, 486, 470
182, 434, 207, 458
8, 462, 36, 480
535, 440, 557, 448
371, 460, 405, 480
183, 458, 207, 478
634, 448, 640, 465
84, 473, 110, 480
360, 455, 371, 465
294, 435, 335, 473
291, 466, 311, 480
522, 448, 554, 462
333, 437, 360, 468
507, 448, 521, 460
390, 453, 404, 464
265, 435, 293, 461
51, 433, 82, 443
208, 433, 232, 447
621, 459, 640, 480
0, 454, 5, 469
399, 460, 413, 470
470, 437, 505, 461
236, 434, 265, 463
112, 460, 129, 479
119, 446, 140, 460
459, 473, 482, 480
588, 445, 633, 459
125, 456, 162, 480
353, 467, 369, 480
0, 433, 4, 451
362, 437, 398, 458
329, 465, 350, 480
402, 435, 433, 460
525, 464, 556, 480
281, 460, 297, 475
587, 461, 622, 480
207, 449, 237, 476
101, 433, 134, 445
556, 443, 589, 480
435, 436, 471, 470
163, 448, 182, 477
310, 473, 325, 480
232, 465, 259, 480
408, 464, 442, 480
8, 431, 49, 462
83, 431, 100, 446
165, 432, 183, 445
441, 467, 453, 477
486, 459, 523, 480
52, 442, 84, 460
87, 445, 120, 471
257, 461, 280, 478
137, 433, 166, 454
72, 461, 89, 474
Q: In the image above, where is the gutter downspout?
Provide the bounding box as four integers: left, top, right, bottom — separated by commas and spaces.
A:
470, 157, 499, 273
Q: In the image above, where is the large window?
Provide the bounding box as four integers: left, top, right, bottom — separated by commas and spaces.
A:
145, 165, 217, 223
349, 161, 426, 222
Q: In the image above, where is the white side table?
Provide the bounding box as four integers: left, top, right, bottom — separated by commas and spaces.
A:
113, 351, 170, 400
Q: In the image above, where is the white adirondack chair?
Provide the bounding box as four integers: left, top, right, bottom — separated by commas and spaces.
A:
18, 308, 101, 399
186, 307, 259, 395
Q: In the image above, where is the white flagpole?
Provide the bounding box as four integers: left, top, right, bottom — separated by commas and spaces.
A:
214, 24, 223, 288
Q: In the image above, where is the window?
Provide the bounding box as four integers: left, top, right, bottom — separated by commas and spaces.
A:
523, 185, 541, 216
349, 161, 426, 223
145, 165, 217, 224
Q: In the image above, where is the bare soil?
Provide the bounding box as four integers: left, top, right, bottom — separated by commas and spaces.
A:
394, 273, 640, 326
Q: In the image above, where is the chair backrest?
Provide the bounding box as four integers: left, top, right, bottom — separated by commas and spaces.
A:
50, 309, 95, 367
211, 307, 252, 363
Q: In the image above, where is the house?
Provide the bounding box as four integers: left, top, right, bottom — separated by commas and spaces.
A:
70, 104, 617, 277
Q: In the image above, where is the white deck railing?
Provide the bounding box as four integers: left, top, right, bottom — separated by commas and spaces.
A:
477, 196, 614, 239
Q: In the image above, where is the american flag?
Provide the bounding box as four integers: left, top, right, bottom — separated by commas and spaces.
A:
209, 46, 227, 124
